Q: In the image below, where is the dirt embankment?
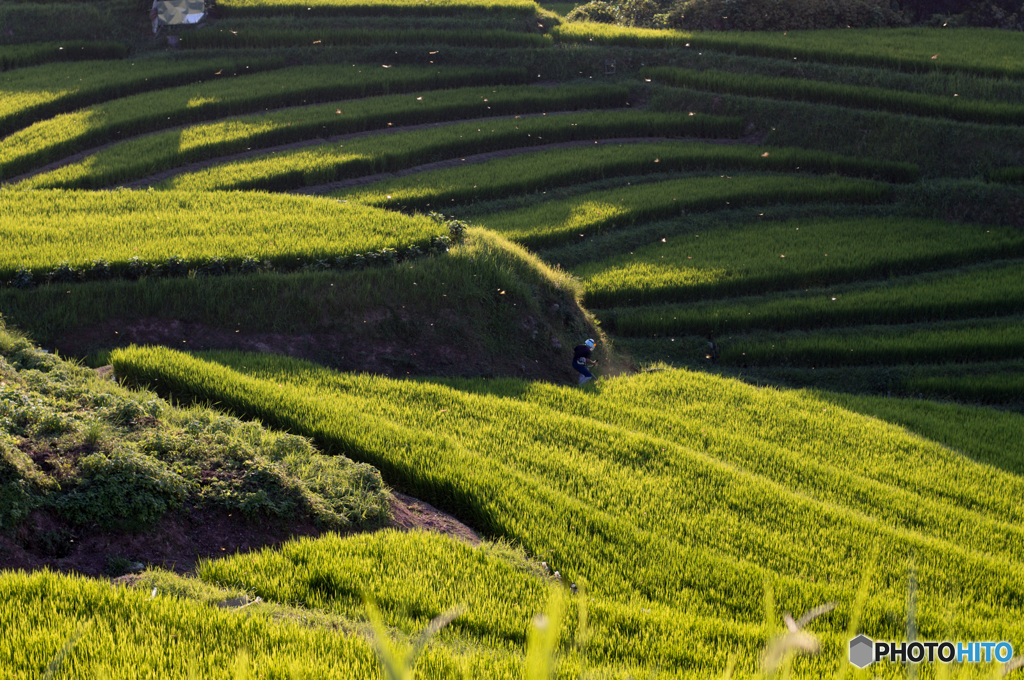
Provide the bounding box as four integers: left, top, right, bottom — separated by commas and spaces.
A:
60, 313, 569, 382
35, 231, 613, 384
0, 493, 479, 577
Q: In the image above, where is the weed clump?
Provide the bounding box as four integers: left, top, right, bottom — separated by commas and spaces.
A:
0, 322, 391, 535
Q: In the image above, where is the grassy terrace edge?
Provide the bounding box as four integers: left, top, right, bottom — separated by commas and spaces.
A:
0, 41, 126, 70
179, 28, 552, 49
338, 141, 916, 211
552, 24, 1024, 79
643, 66, 1024, 127
0, 189, 454, 284
0, 65, 528, 182
0, 324, 391, 533
23, 84, 631, 190
107, 344, 1024, 676
156, 111, 742, 192
0, 57, 285, 140
216, 0, 539, 17
477, 174, 891, 248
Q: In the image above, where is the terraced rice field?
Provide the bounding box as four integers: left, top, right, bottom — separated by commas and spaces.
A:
109, 345, 1024, 677
2, 2, 1024, 677
0, 189, 448, 281
552, 24, 1024, 78
23, 84, 634, 189
216, 0, 540, 16
0, 64, 524, 180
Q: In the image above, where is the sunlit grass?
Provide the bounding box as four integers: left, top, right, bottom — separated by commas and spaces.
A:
0, 189, 443, 278
576, 216, 1024, 307
478, 176, 889, 248
553, 25, 1024, 78
24, 84, 627, 190
111, 346, 1024, 676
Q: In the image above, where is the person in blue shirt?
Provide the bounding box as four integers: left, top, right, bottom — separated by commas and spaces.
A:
572, 338, 598, 385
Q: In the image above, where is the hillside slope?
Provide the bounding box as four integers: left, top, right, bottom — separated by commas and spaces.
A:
1, 227, 612, 382
111, 344, 1024, 676
0, 323, 390, 575
4, 0, 1024, 677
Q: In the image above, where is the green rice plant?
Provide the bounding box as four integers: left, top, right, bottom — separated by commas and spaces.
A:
691, 358, 1024, 411
0, 40, 126, 70
179, 27, 551, 50
340, 141, 915, 211
39, 621, 90, 680
25, 84, 630, 190
0, 229, 587, 365
0, 56, 283, 139
216, 0, 539, 17
199, 530, 553, 648
0, 568, 385, 678
431, 361, 1024, 530
647, 78, 1024, 181
643, 67, 1024, 127
989, 166, 1024, 184
0, 531, 683, 677
720, 316, 1024, 367
524, 587, 564, 679
366, 598, 467, 680
552, 24, 1024, 79
0, 0, 128, 46
902, 372, 1024, 405
575, 217, 1024, 308
0, 189, 446, 281
819, 389, 1024, 473
477, 175, 890, 249
111, 346, 1024, 675
606, 260, 1024, 336
160, 111, 742, 192
0, 64, 525, 181
201, 10, 542, 31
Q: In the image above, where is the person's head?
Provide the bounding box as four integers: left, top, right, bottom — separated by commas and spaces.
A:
585, 339, 596, 349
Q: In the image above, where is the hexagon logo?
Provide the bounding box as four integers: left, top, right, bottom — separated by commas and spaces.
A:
849, 635, 875, 668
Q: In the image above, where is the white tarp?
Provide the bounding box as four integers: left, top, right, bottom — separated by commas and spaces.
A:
152, 0, 204, 32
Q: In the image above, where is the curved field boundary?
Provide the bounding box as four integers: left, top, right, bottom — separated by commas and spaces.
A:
0, 57, 284, 139
721, 315, 1024, 367
300, 136, 754, 195
157, 110, 743, 192
644, 67, 1024, 127
604, 259, 1024, 336
905, 371, 1024, 405
180, 28, 551, 50
990, 167, 1024, 184
21, 84, 629, 190
216, 0, 538, 17
12, 113, 587, 191
553, 24, 1024, 79
0, 41, 126, 71
337, 139, 917, 210
747, 363, 1024, 409
477, 174, 891, 248
0, 65, 526, 181
576, 216, 1024, 308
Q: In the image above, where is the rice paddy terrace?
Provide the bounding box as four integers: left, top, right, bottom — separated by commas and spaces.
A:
2, 0, 1024, 677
